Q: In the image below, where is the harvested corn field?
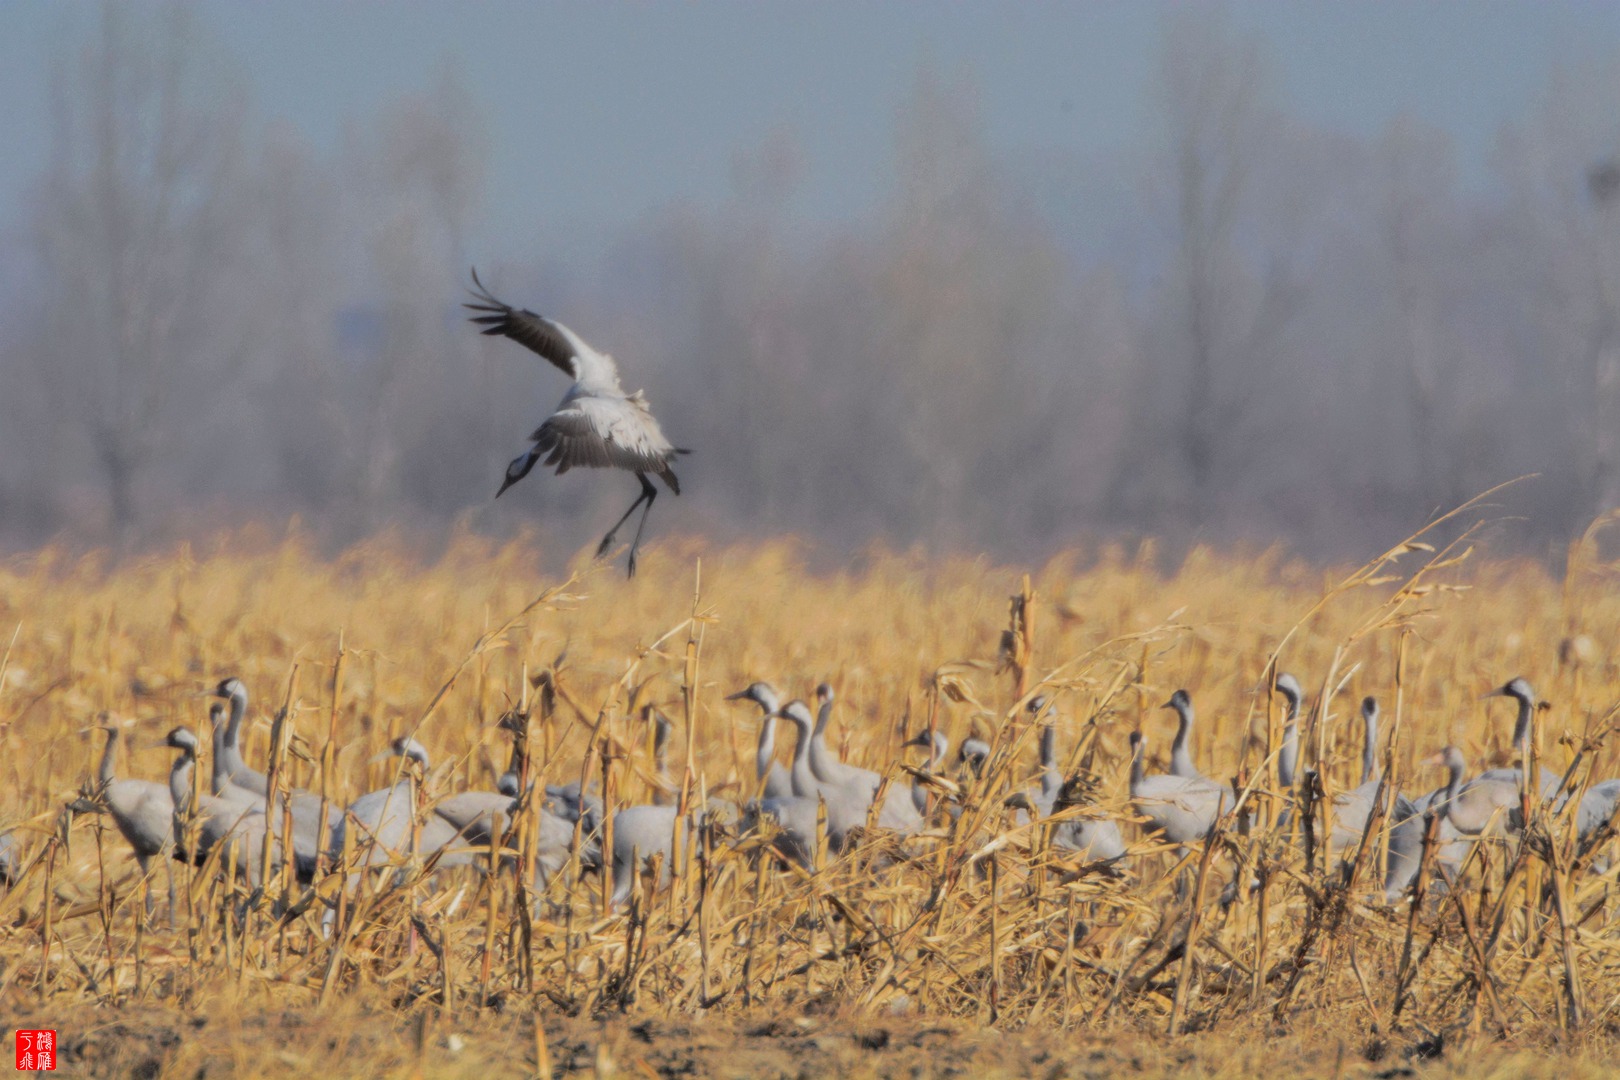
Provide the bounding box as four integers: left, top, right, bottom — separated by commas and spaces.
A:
2, 514, 1620, 1076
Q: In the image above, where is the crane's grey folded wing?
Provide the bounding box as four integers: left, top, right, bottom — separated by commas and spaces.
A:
534, 399, 677, 475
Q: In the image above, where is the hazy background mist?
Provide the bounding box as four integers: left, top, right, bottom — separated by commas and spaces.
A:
4, 2, 1620, 566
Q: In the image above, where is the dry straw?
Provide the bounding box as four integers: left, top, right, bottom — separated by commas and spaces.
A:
1, 496, 1619, 1068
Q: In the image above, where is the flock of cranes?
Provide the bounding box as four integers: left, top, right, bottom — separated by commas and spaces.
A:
4, 670, 1619, 921
6, 286, 1615, 916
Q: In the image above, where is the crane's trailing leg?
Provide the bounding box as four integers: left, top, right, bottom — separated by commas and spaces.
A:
597, 473, 658, 577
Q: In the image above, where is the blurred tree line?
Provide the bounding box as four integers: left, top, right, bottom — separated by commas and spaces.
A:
3, 6, 1618, 564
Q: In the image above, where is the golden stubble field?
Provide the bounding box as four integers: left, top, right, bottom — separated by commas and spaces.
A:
2, 513, 1619, 1078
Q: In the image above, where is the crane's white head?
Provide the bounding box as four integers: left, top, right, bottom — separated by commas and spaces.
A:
387, 736, 430, 768
496, 449, 538, 499
775, 700, 815, 731
1162, 689, 1192, 712
165, 727, 200, 754
1003, 791, 1037, 814
815, 683, 834, 705
1429, 745, 1466, 773
208, 702, 226, 730
214, 676, 246, 700
725, 682, 780, 713
958, 738, 989, 777
1273, 673, 1303, 708
904, 729, 947, 758
1489, 677, 1535, 704
1361, 696, 1378, 721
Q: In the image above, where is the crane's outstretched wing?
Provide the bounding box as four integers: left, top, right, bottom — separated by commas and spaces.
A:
465, 268, 578, 377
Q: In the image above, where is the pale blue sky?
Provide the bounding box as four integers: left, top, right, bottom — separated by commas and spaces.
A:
2, 2, 1618, 269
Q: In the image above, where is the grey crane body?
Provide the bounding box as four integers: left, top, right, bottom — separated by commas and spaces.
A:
741, 795, 819, 869
1048, 774, 1128, 864
211, 682, 326, 878
330, 736, 432, 869
1128, 730, 1231, 846
1329, 697, 1384, 856
507, 778, 605, 876
484, 764, 595, 882
400, 761, 582, 886
541, 781, 604, 838
1574, 778, 1620, 843
606, 711, 717, 905
726, 682, 793, 799
802, 686, 922, 834
1383, 786, 1469, 901
807, 684, 876, 790
1009, 767, 1127, 866
609, 804, 687, 907
164, 727, 279, 886
430, 788, 518, 851
1431, 745, 1521, 837
466, 269, 688, 577
72, 726, 178, 915
1321, 701, 1436, 900
90, 727, 176, 866
779, 699, 869, 849
1020, 702, 1118, 857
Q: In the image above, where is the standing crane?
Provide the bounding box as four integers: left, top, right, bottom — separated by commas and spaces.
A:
212, 677, 328, 879
163, 726, 278, 886
1478, 678, 1560, 796
69, 724, 176, 917
466, 269, 689, 577
725, 682, 794, 799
